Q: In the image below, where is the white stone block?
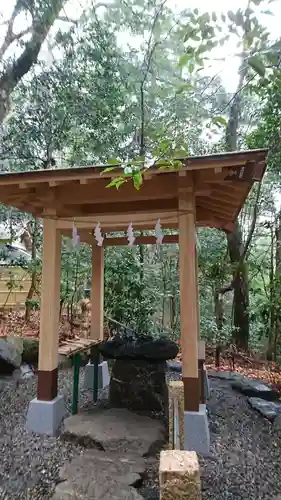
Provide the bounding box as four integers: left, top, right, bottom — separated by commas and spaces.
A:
26, 395, 66, 436
84, 361, 110, 391
184, 404, 210, 454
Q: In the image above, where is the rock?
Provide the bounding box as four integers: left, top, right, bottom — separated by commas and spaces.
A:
248, 397, 281, 421
52, 449, 145, 500
110, 359, 168, 414
139, 486, 159, 500
0, 338, 21, 374
231, 377, 279, 401
208, 371, 244, 382
166, 361, 182, 372
63, 407, 166, 456
20, 363, 34, 380
22, 338, 39, 364
99, 337, 178, 361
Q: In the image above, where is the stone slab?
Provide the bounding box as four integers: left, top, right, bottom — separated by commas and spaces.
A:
208, 371, 244, 382
231, 378, 279, 401
248, 397, 281, 421
100, 337, 178, 361
26, 395, 66, 436
184, 404, 210, 455
63, 407, 166, 456
52, 449, 145, 500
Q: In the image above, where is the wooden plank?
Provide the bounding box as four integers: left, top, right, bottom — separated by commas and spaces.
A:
58, 338, 100, 357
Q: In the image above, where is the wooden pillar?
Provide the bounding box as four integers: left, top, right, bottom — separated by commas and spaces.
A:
37, 220, 61, 401
178, 172, 200, 412
91, 244, 104, 341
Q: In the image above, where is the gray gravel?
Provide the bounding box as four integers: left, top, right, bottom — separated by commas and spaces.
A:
140, 375, 281, 500
0, 368, 88, 500
200, 378, 281, 500
1, 368, 281, 500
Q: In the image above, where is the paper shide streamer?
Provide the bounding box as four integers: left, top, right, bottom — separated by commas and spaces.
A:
94, 222, 104, 246
127, 222, 135, 246
72, 223, 80, 247
155, 218, 163, 245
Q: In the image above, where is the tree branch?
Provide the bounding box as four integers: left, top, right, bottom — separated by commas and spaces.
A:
0, 0, 66, 124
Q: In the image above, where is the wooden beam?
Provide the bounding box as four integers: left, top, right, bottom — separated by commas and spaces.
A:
178, 172, 199, 412
52, 175, 178, 205
56, 212, 178, 230
196, 198, 235, 217
102, 234, 177, 246
60, 198, 177, 218
91, 245, 104, 341
37, 218, 61, 401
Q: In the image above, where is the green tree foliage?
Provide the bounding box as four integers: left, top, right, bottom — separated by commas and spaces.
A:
1, 0, 281, 358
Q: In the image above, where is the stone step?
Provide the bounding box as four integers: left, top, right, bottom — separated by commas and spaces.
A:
62, 407, 166, 456
52, 449, 145, 500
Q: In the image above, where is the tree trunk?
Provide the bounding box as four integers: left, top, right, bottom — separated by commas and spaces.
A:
212, 287, 225, 331
224, 54, 250, 350
0, 0, 65, 124
226, 222, 249, 350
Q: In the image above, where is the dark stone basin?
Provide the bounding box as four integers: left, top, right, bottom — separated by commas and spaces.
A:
99, 336, 178, 362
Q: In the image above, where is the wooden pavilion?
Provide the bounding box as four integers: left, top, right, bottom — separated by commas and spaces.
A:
0, 148, 267, 440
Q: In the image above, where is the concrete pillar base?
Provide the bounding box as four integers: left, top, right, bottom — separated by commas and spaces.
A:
26, 395, 66, 436
184, 404, 210, 454
84, 361, 110, 391
204, 366, 210, 400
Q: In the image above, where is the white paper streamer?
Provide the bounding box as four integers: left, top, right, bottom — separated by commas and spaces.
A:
155, 218, 164, 245
72, 223, 79, 247
127, 222, 135, 246
94, 222, 104, 246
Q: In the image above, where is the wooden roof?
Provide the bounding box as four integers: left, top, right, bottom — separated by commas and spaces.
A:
0, 149, 267, 236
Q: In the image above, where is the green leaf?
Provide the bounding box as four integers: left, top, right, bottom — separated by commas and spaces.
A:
212, 116, 227, 127
248, 55, 265, 76
132, 171, 143, 190
175, 83, 193, 95
188, 61, 195, 73
178, 54, 191, 68
101, 166, 117, 174
106, 176, 127, 189
212, 12, 217, 22
227, 10, 236, 23
262, 9, 273, 15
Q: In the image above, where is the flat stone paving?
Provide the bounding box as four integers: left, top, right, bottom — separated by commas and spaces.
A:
51, 408, 166, 499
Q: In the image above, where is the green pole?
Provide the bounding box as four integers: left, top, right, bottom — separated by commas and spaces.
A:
91, 346, 100, 403
72, 353, 81, 415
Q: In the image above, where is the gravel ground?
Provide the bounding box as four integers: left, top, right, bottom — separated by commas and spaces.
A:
140, 372, 281, 500
0, 368, 88, 500
1, 368, 281, 500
